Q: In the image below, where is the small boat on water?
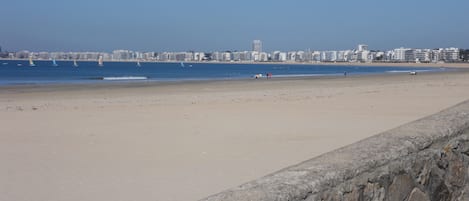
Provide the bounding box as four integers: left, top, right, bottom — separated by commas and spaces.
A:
180, 62, 185, 67
73, 60, 79, 67
29, 56, 36, 67
98, 56, 104, 67
2, 62, 8, 65
17, 63, 23, 67
137, 61, 141, 67
52, 58, 58, 67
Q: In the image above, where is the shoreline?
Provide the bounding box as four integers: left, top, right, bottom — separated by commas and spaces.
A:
0, 68, 464, 90
0, 64, 459, 87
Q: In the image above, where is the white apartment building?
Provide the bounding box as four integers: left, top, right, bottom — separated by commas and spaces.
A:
358, 44, 368, 52
312, 51, 321, 62
252, 40, 262, 52
443, 48, 459, 61
414, 49, 431, 62
321, 51, 337, 62
393, 47, 413, 61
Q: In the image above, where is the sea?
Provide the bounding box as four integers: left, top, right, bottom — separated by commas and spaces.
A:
0, 60, 446, 85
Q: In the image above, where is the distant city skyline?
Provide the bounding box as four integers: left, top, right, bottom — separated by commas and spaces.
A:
4, 43, 465, 64
1, 0, 469, 52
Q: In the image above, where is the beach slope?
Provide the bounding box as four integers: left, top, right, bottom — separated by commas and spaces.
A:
1, 71, 469, 201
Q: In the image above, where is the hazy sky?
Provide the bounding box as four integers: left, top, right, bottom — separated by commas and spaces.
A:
1, 0, 468, 52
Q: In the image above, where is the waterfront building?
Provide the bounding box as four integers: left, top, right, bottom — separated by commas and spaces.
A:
252, 40, 262, 52
321, 51, 338, 62
287, 52, 296, 62
272, 51, 287, 62
211, 52, 222, 61
193, 52, 205, 61
414, 49, 431, 62
222, 52, 232, 61
15, 51, 30, 59
278, 52, 287, 62
358, 44, 368, 52
259, 52, 269, 62
134, 52, 143, 60
296, 51, 305, 62
309, 51, 319, 62
336, 51, 345, 62
232, 51, 241, 61
356, 50, 369, 62
304, 50, 313, 62
251, 51, 259, 61
38, 52, 50, 60
442, 48, 460, 62
393, 47, 412, 62
174, 52, 191, 61
343, 50, 355, 62
112, 50, 134, 61
234, 51, 251, 61
375, 51, 386, 61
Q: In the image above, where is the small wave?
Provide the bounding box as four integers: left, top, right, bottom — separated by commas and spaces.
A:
272, 73, 342, 78
386, 70, 433, 73
102, 76, 148, 80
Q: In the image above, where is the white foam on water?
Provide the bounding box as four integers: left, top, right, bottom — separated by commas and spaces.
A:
102, 76, 148, 80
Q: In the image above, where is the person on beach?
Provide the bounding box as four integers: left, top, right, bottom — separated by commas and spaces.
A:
344, 71, 347, 77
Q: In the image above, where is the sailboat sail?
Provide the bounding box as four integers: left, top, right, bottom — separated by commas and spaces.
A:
98, 56, 104, 67
29, 56, 36, 67
52, 59, 58, 66
180, 62, 185, 67
73, 60, 78, 67
137, 61, 141, 67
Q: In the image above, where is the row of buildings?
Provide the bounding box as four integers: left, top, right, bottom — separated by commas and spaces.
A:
0, 42, 466, 63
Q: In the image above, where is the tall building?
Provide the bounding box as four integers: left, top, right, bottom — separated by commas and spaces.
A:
358, 44, 368, 52
252, 40, 262, 52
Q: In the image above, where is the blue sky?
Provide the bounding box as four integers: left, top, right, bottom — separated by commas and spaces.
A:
1, 0, 468, 52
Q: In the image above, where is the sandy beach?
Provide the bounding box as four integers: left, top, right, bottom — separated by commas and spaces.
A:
2, 70, 469, 201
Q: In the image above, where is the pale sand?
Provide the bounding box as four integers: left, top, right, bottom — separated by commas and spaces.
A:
1, 71, 469, 201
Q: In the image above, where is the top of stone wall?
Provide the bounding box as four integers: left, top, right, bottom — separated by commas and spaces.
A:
200, 100, 469, 201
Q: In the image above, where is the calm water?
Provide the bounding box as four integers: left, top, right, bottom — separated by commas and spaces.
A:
0, 60, 445, 85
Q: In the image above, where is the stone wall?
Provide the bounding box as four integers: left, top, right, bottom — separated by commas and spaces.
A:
200, 100, 469, 201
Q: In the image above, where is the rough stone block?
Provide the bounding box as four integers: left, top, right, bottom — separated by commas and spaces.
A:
407, 188, 430, 201
446, 152, 466, 187
387, 174, 414, 201
362, 182, 385, 201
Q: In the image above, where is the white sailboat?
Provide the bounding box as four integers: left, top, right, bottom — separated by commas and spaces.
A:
98, 56, 104, 67
52, 58, 58, 67
180, 62, 185, 67
136, 60, 141, 67
73, 59, 79, 67
29, 56, 36, 67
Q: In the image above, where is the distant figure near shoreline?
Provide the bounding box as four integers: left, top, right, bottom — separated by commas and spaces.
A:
344, 71, 347, 77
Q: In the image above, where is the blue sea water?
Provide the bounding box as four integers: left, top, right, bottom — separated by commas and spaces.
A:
0, 60, 446, 85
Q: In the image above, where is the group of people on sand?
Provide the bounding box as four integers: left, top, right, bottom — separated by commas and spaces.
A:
254, 73, 273, 79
